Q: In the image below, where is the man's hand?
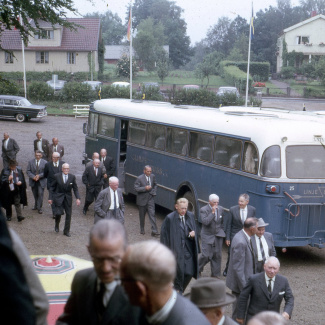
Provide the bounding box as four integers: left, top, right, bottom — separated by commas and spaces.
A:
17, 181, 22, 186
76, 199, 81, 206
145, 185, 152, 191
103, 173, 108, 179
8, 175, 13, 181
225, 240, 230, 246
211, 205, 216, 214
48, 200, 53, 205
189, 230, 195, 238
282, 312, 290, 320
236, 318, 244, 324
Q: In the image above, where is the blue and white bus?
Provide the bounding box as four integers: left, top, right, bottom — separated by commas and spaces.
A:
83, 98, 325, 249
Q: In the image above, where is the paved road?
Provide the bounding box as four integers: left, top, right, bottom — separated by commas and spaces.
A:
262, 97, 325, 111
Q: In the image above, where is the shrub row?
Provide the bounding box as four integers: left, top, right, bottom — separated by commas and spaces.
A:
222, 66, 253, 93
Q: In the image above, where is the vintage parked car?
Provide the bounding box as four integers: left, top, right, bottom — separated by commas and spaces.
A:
0, 95, 47, 122
46, 79, 66, 91
216, 86, 240, 97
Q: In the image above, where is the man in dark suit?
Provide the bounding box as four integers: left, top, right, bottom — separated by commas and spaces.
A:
236, 257, 294, 324
48, 137, 64, 160
226, 217, 258, 320
56, 219, 139, 325
2, 132, 20, 169
224, 194, 256, 276
100, 148, 115, 188
33, 131, 50, 161
120, 240, 210, 325
189, 278, 237, 325
82, 159, 104, 215
26, 150, 47, 214
160, 198, 199, 293
251, 218, 276, 273
48, 163, 81, 237
134, 165, 159, 236
94, 176, 125, 224
44, 152, 65, 218
0, 160, 27, 222
198, 194, 226, 277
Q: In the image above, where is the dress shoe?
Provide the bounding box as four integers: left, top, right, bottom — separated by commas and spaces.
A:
18, 216, 25, 222
64, 232, 71, 237
52, 215, 56, 219
151, 232, 160, 237
223, 270, 227, 277
140, 230, 145, 235
6, 216, 12, 221
83, 208, 87, 215
38, 209, 43, 214
55, 225, 59, 233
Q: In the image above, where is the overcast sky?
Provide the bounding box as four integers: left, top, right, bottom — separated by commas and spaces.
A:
71, 0, 292, 44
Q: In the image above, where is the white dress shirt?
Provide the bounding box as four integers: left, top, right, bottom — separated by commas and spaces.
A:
109, 187, 119, 209
255, 235, 270, 261
97, 279, 118, 307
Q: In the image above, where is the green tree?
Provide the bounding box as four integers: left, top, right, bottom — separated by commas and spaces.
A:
195, 52, 222, 87
133, 18, 165, 71
85, 11, 125, 45
156, 49, 170, 84
315, 58, 325, 85
0, 0, 77, 45
116, 55, 139, 78
299, 0, 325, 15
131, 0, 192, 68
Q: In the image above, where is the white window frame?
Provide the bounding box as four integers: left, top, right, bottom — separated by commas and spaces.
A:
34, 30, 54, 40
5, 52, 14, 64
67, 52, 76, 64
36, 51, 49, 64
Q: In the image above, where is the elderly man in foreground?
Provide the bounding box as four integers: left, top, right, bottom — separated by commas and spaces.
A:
120, 240, 210, 325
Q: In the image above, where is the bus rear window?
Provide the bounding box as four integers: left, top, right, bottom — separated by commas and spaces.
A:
261, 145, 281, 178
128, 121, 146, 145
286, 145, 325, 178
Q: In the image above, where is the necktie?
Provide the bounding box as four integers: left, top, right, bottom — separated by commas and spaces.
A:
96, 282, 106, 320
267, 279, 272, 296
180, 216, 185, 228
259, 237, 266, 262
64, 175, 67, 183
36, 161, 39, 174
241, 210, 245, 224
146, 176, 150, 185
250, 238, 256, 273
54, 146, 57, 152
113, 190, 117, 216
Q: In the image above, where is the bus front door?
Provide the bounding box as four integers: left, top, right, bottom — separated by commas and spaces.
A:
118, 120, 128, 189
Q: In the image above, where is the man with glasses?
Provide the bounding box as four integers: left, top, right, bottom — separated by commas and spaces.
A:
56, 219, 139, 325
198, 194, 226, 278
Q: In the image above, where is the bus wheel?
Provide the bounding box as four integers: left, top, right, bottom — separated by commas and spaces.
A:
184, 191, 196, 214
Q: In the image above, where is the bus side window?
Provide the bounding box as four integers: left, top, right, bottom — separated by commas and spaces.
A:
189, 132, 213, 162
243, 142, 259, 174
214, 136, 242, 169
166, 127, 188, 156
88, 113, 98, 138
146, 124, 165, 150
128, 121, 146, 145
260, 145, 281, 177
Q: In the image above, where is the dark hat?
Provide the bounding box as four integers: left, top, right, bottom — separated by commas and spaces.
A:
189, 278, 236, 308
257, 218, 269, 228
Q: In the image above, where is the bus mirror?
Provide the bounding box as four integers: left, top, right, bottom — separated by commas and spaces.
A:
83, 122, 88, 135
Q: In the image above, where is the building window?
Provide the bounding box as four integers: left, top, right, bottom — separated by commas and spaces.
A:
296, 36, 309, 44
36, 51, 49, 64
67, 52, 76, 64
35, 30, 54, 39
5, 52, 14, 64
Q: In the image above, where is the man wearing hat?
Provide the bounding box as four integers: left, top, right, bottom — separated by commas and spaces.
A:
189, 277, 237, 325
251, 218, 276, 273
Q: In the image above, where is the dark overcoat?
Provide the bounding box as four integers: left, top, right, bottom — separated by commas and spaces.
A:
82, 164, 104, 202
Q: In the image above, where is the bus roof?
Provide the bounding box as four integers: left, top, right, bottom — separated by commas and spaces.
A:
93, 98, 325, 148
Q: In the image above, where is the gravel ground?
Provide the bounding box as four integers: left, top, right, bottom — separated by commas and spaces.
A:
2, 114, 325, 324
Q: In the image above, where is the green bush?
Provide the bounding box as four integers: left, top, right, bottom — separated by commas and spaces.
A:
59, 82, 97, 102
28, 82, 54, 101
303, 87, 325, 98
223, 66, 253, 93
281, 66, 296, 79
0, 78, 20, 95
101, 85, 133, 99
134, 85, 165, 101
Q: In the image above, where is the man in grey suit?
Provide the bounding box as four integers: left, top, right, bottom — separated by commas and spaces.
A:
198, 194, 226, 277
2, 132, 20, 169
48, 137, 64, 160
33, 131, 50, 161
56, 219, 139, 325
251, 218, 276, 273
120, 240, 210, 325
236, 257, 294, 324
134, 165, 159, 236
226, 217, 258, 320
26, 150, 47, 214
94, 176, 125, 224
189, 278, 237, 325
224, 194, 256, 276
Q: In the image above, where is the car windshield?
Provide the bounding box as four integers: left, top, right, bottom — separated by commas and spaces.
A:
286, 145, 325, 178
19, 98, 32, 106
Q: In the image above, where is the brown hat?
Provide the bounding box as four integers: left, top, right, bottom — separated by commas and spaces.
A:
189, 278, 236, 308
257, 218, 269, 228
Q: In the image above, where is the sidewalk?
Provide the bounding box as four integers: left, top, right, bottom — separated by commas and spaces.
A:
269, 79, 301, 97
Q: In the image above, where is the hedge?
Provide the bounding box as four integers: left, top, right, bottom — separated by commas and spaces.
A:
222, 66, 253, 93
219, 61, 270, 81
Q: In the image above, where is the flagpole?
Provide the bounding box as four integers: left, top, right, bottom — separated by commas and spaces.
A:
245, 3, 253, 107
20, 14, 27, 98
129, 3, 133, 100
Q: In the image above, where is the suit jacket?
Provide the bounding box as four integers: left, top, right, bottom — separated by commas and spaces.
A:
2, 138, 20, 160
251, 232, 276, 267
226, 230, 256, 293
44, 161, 65, 189
56, 268, 139, 325
86, 160, 106, 175
102, 156, 115, 177
237, 272, 294, 319
34, 138, 50, 159
26, 158, 47, 188
226, 205, 256, 241
134, 173, 157, 206
49, 173, 80, 206
48, 144, 64, 159
160, 210, 199, 284
94, 187, 125, 223
200, 204, 226, 246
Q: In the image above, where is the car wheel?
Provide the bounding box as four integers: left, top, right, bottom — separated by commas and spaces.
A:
15, 114, 26, 122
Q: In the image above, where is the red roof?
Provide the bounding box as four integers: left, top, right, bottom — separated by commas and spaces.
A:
0, 18, 100, 51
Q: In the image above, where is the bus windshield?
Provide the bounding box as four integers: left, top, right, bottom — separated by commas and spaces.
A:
286, 145, 325, 178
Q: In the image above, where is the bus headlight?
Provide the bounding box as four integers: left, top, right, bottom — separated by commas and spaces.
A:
266, 185, 280, 194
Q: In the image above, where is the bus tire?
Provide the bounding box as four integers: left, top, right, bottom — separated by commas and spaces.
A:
183, 191, 196, 215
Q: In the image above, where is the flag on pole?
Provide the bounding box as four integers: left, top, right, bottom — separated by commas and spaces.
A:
127, 8, 131, 42
250, 7, 254, 40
